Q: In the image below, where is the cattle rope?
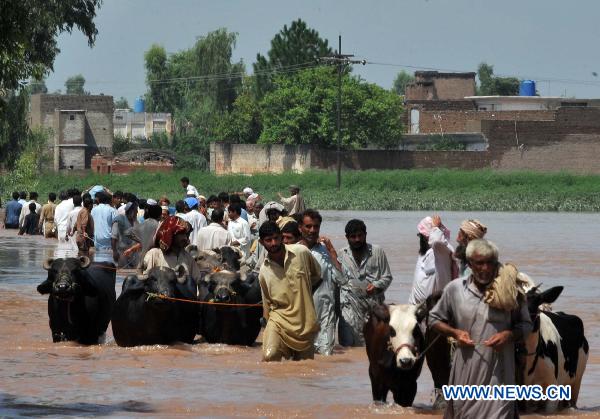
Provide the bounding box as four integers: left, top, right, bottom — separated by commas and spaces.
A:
145, 292, 262, 308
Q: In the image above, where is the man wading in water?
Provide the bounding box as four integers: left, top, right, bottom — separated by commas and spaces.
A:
429, 239, 532, 418
258, 221, 321, 361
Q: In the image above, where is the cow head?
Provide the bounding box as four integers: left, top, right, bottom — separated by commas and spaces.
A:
187, 244, 244, 272
204, 271, 244, 303
145, 266, 188, 302
38, 257, 92, 300
213, 246, 244, 272
186, 245, 223, 272
525, 285, 563, 325
387, 304, 427, 369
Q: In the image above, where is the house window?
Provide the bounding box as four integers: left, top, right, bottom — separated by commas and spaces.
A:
69, 114, 75, 120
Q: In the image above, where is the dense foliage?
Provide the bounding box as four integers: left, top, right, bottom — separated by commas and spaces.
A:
0, 0, 101, 92
259, 67, 404, 148
253, 19, 332, 99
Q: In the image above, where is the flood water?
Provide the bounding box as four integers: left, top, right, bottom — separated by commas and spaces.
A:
0, 211, 599, 417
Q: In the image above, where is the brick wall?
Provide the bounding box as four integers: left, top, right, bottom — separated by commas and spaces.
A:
417, 110, 556, 134
406, 72, 476, 100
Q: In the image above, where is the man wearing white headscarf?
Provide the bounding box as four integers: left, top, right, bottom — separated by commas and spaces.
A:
408, 214, 455, 409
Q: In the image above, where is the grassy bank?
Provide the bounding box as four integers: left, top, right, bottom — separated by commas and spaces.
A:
7, 169, 600, 212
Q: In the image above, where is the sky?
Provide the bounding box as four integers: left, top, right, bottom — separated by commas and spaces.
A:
45, 0, 600, 104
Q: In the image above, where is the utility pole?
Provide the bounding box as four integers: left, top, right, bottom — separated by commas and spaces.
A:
320, 35, 366, 189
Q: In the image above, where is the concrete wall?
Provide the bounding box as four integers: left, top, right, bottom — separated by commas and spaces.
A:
29, 94, 113, 170
210, 143, 312, 174
210, 108, 600, 174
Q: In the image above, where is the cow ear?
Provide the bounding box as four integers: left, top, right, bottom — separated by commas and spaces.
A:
212, 247, 222, 255
372, 303, 390, 323
37, 279, 53, 294
43, 258, 54, 271
79, 256, 91, 269
185, 244, 198, 258
540, 286, 563, 305
415, 300, 429, 323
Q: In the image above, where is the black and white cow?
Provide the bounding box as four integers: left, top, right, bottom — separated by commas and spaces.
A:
37, 257, 116, 344
364, 299, 437, 406
522, 285, 589, 413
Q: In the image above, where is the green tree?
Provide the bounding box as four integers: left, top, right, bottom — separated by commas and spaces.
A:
214, 80, 262, 143
259, 66, 404, 149
253, 19, 331, 98
0, 90, 30, 169
65, 74, 87, 95
144, 44, 172, 112
143, 29, 245, 168
114, 96, 129, 109
0, 0, 101, 93
392, 70, 415, 96
28, 75, 48, 94
477, 62, 519, 96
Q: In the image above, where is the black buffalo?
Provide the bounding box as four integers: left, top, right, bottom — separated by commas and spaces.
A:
200, 270, 262, 346
111, 266, 199, 347
37, 257, 116, 344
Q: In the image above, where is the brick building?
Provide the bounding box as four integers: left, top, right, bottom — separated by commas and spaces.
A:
29, 94, 114, 171
405, 71, 476, 101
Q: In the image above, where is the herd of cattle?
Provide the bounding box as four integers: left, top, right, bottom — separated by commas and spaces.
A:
36, 253, 588, 413
36, 245, 262, 348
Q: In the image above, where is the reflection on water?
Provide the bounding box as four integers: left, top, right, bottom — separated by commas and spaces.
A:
0, 211, 599, 417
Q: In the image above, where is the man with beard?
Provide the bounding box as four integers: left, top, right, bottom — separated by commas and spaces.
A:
258, 221, 321, 362
408, 215, 455, 409
337, 219, 393, 347
455, 219, 488, 278
429, 239, 532, 419
299, 209, 342, 356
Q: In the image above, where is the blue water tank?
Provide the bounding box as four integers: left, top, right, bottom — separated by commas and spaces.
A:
519, 80, 536, 96
133, 96, 145, 113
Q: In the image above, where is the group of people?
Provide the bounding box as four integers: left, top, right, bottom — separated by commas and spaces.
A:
258, 212, 532, 418
3, 180, 532, 416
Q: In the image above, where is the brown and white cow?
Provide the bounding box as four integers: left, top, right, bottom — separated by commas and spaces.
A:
522, 285, 589, 413
364, 297, 438, 406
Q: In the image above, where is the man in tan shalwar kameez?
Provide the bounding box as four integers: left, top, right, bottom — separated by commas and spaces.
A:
258, 221, 321, 361
38, 193, 57, 238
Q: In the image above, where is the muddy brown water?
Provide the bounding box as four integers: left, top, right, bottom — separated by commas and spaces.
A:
0, 211, 598, 417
